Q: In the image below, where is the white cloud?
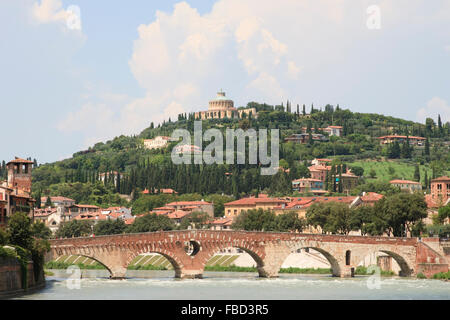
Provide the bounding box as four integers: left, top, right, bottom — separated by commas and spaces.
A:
416, 97, 450, 123
287, 61, 301, 80
32, 0, 82, 31
57, 0, 450, 148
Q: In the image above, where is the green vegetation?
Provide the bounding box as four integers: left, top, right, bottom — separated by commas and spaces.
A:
1, 212, 51, 288
416, 272, 427, 279
305, 192, 427, 236
279, 267, 331, 274
127, 264, 167, 271
232, 209, 305, 232
204, 265, 257, 272
432, 271, 450, 280
354, 265, 395, 276
20, 103, 448, 214
45, 260, 106, 270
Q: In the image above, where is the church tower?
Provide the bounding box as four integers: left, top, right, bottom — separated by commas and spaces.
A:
7, 157, 33, 193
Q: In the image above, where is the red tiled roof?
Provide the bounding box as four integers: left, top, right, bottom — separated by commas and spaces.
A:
360, 192, 384, 202
327, 126, 343, 129
7, 158, 34, 165
225, 197, 288, 206
377, 135, 425, 140
166, 201, 211, 206
431, 176, 450, 183
389, 179, 421, 185
209, 217, 233, 226
292, 178, 323, 183
275, 196, 357, 210
308, 165, 331, 172
41, 196, 75, 203
168, 211, 191, 219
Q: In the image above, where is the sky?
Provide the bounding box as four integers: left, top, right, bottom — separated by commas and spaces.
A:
0, 0, 449, 164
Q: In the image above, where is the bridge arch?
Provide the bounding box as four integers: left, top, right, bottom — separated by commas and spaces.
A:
125, 249, 184, 278
201, 245, 265, 277
286, 245, 341, 277
357, 248, 414, 277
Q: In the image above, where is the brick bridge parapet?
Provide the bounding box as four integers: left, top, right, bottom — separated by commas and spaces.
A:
47, 231, 448, 279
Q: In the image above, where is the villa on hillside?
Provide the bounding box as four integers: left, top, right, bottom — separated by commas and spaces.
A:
143, 136, 178, 150
389, 179, 422, 193
377, 135, 426, 146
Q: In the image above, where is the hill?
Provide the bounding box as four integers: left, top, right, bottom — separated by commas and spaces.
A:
2, 102, 448, 211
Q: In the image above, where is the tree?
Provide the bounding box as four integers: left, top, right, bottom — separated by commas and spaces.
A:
232, 209, 277, 231
178, 211, 210, 230
413, 165, 420, 182
424, 138, 430, 157
55, 220, 94, 238
437, 205, 450, 225
94, 219, 127, 235
44, 196, 52, 208
369, 168, 377, 179
35, 189, 42, 209
31, 221, 52, 240
377, 193, 427, 237
276, 211, 305, 232
126, 213, 174, 233
7, 212, 34, 250
350, 166, 364, 177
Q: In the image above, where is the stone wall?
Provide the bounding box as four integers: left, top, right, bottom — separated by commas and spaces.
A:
0, 256, 45, 298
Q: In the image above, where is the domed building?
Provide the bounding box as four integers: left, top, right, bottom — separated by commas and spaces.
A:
194, 90, 257, 120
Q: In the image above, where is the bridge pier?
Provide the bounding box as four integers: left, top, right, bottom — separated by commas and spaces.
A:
340, 266, 355, 278
178, 269, 204, 279
109, 266, 127, 280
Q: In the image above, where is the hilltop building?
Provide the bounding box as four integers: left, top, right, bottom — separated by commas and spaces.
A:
194, 90, 257, 120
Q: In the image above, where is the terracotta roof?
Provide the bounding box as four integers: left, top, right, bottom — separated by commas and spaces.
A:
431, 176, 450, 183
41, 196, 75, 203
225, 197, 288, 206
275, 196, 357, 210
72, 204, 100, 209
168, 210, 191, 219
210, 217, 233, 226
308, 165, 331, 172
389, 179, 421, 185
7, 158, 34, 165
326, 126, 343, 129
360, 192, 384, 202
377, 135, 425, 140
166, 201, 211, 206
292, 178, 323, 183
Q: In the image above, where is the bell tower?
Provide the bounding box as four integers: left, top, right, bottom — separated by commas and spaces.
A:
7, 157, 33, 193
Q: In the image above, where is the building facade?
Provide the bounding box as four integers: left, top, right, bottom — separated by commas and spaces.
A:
430, 176, 450, 204
377, 135, 426, 146
194, 91, 257, 120
389, 179, 422, 193
143, 136, 177, 150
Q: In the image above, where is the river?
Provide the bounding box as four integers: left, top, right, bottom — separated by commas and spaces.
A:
13, 270, 450, 300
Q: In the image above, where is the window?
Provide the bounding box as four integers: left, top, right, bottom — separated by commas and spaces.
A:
345, 250, 351, 266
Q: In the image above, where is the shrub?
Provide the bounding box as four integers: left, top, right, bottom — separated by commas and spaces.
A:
416, 272, 427, 279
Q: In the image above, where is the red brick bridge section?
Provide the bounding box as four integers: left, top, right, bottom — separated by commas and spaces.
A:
47, 230, 449, 279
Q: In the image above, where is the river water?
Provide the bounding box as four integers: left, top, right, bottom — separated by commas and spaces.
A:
13, 270, 449, 300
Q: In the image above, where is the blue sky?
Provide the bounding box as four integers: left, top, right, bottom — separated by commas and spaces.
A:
1, 0, 449, 164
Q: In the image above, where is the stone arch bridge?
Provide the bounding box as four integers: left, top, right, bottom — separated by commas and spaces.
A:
47, 230, 449, 279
